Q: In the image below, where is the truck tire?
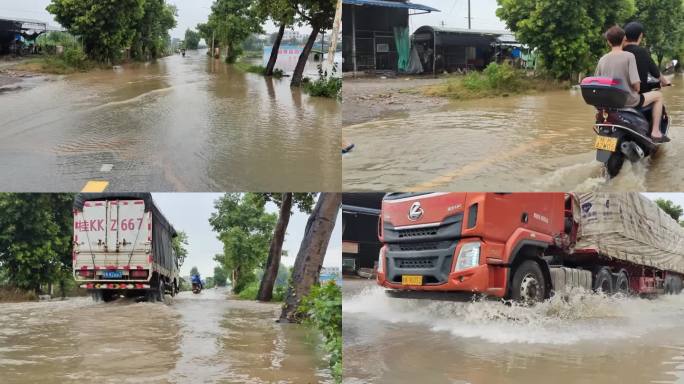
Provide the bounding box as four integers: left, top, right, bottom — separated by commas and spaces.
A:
614, 270, 629, 295
91, 290, 102, 302
664, 275, 682, 294
510, 260, 547, 303
157, 278, 166, 303
594, 267, 613, 294
101, 290, 117, 302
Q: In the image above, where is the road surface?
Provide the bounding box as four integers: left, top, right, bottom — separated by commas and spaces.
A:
0, 51, 340, 192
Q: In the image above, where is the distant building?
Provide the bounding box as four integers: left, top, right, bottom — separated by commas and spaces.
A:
0, 17, 48, 55
320, 267, 342, 283
283, 30, 305, 42
412, 26, 521, 75
342, 0, 439, 73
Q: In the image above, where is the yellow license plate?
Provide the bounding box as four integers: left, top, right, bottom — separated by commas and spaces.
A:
402, 275, 423, 286
594, 136, 618, 152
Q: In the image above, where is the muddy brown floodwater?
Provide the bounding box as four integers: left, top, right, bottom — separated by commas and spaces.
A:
0, 50, 340, 192
343, 74, 684, 192
343, 279, 684, 384
0, 288, 332, 384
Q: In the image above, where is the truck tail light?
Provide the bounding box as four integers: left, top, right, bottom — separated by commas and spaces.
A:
130, 270, 149, 279
78, 270, 94, 278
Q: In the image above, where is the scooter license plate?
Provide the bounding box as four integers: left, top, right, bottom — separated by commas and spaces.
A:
594, 136, 618, 152
402, 275, 423, 286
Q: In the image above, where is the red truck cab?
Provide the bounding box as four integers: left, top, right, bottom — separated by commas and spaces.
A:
377, 192, 576, 300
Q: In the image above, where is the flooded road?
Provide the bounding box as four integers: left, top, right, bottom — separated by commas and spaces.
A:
0, 50, 340, 192
344, 279, 684, 384
0, 288, 332, 383
343, 74, 684, 192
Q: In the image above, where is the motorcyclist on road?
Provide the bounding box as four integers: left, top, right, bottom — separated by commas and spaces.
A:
595, 25, 667, 142
191, 273, 202, 289
622, 22, 671, 93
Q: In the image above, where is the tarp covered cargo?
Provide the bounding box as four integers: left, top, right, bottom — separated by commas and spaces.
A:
74, 193, 178, 273
575, 192, 684, 274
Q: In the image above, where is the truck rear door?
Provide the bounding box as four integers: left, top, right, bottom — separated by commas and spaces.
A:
112, 200, 151, 255
74, 201, 107, 253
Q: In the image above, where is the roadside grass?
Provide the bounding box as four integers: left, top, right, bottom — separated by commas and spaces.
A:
302, 64, 341, 99
236, 281, 286, 302
11, 48, 94, 75
234, 61, 284, 78
297, 281, 342, 383
0, 287, 38, 302
421, 62, 568, 100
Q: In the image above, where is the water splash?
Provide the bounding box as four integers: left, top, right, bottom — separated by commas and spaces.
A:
344, 286, 684, 344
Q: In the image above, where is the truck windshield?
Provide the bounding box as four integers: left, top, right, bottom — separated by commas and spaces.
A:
383, 193, 432, 201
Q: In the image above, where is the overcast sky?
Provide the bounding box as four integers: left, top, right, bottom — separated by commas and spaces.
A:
0, 0, 285, 39
152, 193, 341, 278
407, 0, 506, 33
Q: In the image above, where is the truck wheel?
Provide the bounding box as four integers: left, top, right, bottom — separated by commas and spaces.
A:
614, 270, 629, 295
91, 290, 102, 302
101, 290, 117, 302
157, 278, 166, 303
510, 260, 547, 303
606, 152, 624, 179
594, 267, 613, 294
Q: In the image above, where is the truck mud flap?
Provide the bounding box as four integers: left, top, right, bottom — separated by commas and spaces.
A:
550, 267, 592, 295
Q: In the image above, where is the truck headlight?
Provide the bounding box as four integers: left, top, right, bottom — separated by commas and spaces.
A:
377, 247, 385, 274
454, 242, 481, 271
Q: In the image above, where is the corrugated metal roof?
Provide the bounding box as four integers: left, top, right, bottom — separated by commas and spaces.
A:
343, 0, 440, 12
417, 26, 511, 35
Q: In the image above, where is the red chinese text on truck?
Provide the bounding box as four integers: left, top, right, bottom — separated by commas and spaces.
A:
377, 192, 684, 301
73, 193, 181, 303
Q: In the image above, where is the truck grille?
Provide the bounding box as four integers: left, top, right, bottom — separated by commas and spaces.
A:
397, 227, 439, 238
383, 213, 463, 243
395, 257, 437, 269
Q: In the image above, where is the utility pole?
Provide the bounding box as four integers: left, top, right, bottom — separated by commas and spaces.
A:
326, 0, 342, 70
468, 0, 471, 29
211, 30, 215, 58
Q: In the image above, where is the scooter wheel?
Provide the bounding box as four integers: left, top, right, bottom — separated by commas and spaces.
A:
605, 152, 624, 178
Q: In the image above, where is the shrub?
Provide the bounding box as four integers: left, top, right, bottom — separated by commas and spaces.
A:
302, 64, 342, 99
297, 281, 342, 383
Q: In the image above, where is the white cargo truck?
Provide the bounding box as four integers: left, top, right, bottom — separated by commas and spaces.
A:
72, 193, 181, 302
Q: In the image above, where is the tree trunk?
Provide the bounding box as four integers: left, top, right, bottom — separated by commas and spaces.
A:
266, 23, 286, 76
291, 26, 320, 87
257, 193, 293, 301
232, 267, 239, 294
279, 193, 341, 322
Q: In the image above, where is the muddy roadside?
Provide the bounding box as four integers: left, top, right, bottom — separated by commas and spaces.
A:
342, 75, 448, 126
0, 59, 46, 93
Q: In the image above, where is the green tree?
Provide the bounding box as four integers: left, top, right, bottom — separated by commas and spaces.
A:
209, 193, 276, 293
213, 265, 228, 286
184, 29, 201, 50
291, 0, 336, 86
496, 0, 634, 80
655, 198, 683, 221
205, 276, 215, 288
256, 0, 296, 76
197, 22, 219, 56
172, 231, 189, 267
131, 0, 177, 60
205, 0, 265, 63
257, 193, 316, 301
633, 0, 684, 66
280, 193, 341, 321
47, 0, 146, 63
0, 194, 74, 293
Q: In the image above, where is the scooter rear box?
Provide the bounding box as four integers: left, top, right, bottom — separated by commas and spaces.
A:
580, 77, 629, 108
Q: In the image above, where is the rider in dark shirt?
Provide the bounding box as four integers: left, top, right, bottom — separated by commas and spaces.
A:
622, 22, 671, 93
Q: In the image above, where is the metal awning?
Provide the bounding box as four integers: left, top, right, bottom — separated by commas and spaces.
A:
342, 0, 440, 13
